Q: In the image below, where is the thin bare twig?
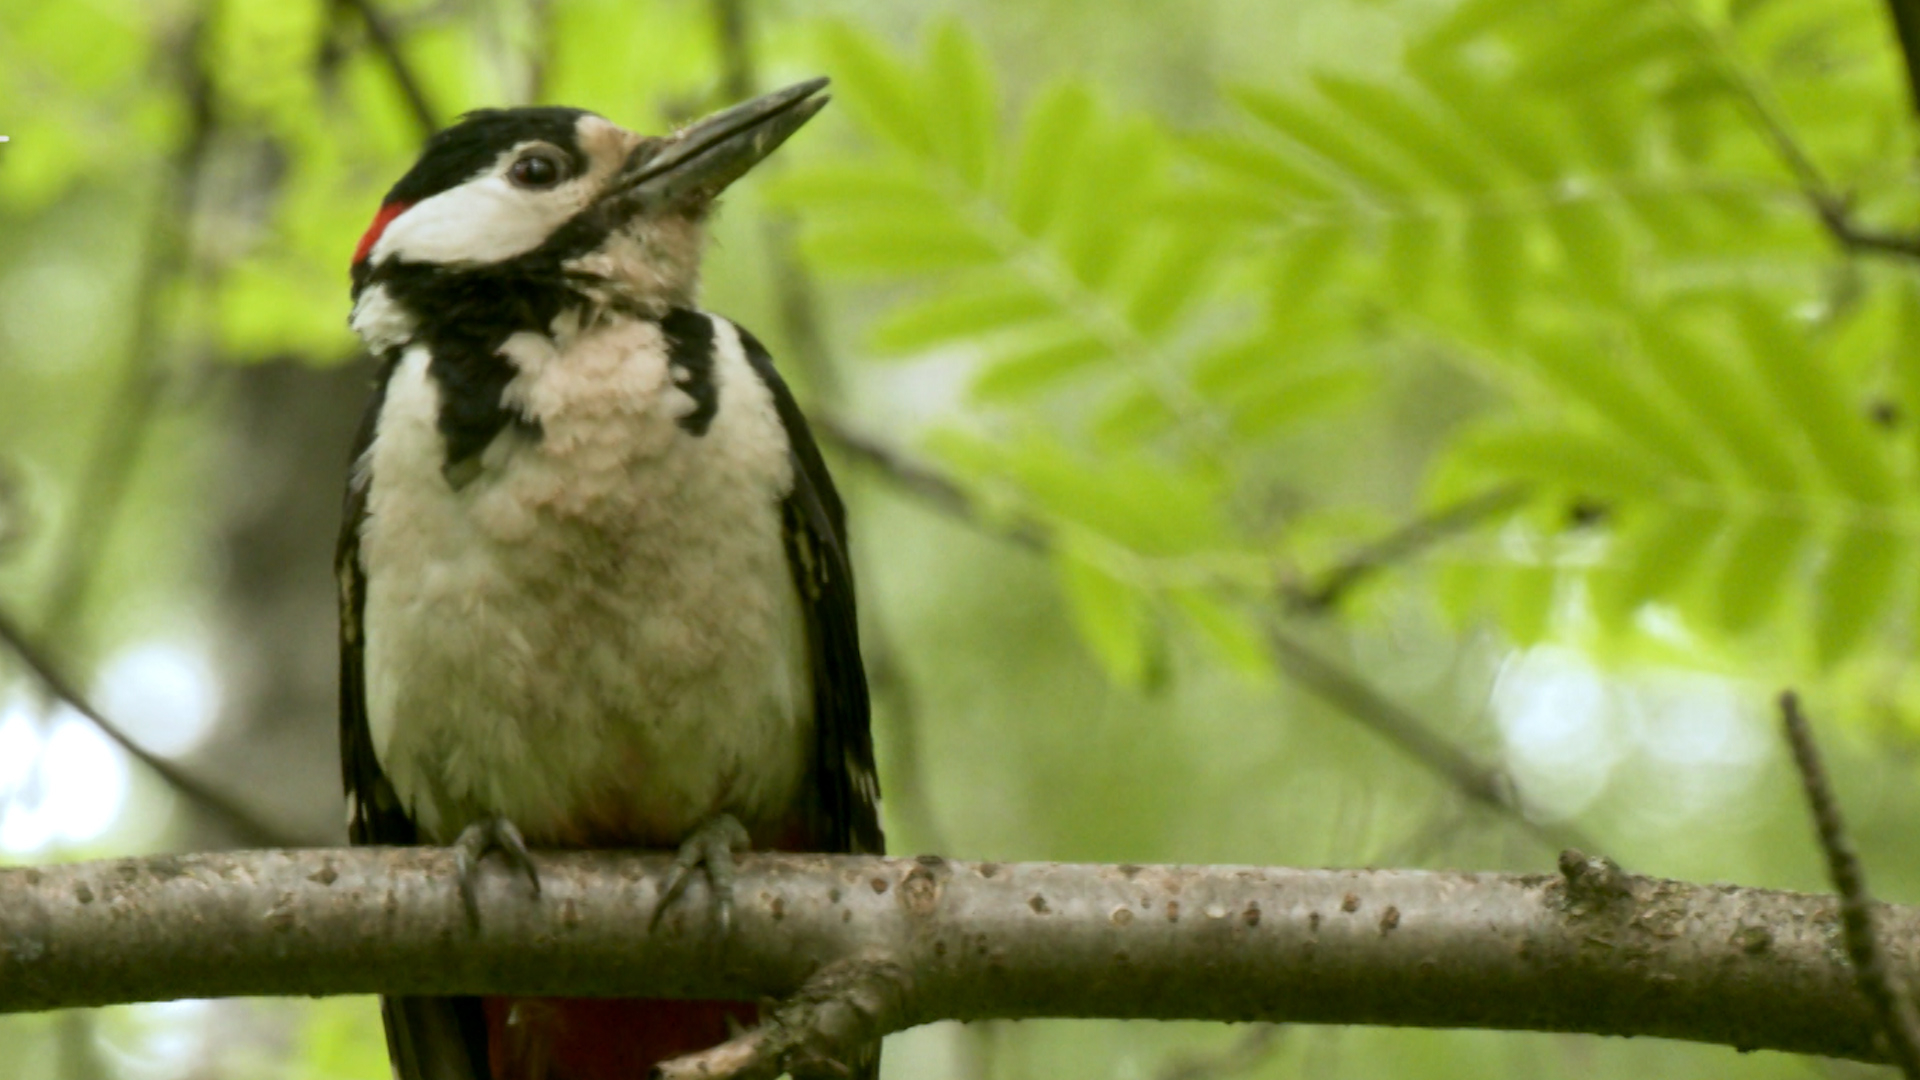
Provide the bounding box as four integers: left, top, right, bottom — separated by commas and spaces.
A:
1286, 484, 1530, 613
1884, 0, 1920, 120
522, 0, 557, 104
1780, 691, 1920, 1079
335, 0, 439, 139
1665, 0, 1920, 264
1264, 625, 1591, 854
815, 421, 1583, 851
1812, 193, 1920, 261
0, 602, 302, 848
815, 416, 1049, 551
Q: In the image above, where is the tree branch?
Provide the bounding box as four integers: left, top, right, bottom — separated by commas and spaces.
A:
1284, 484, 1530, 613
1260, 626, 1592, 854
0, 848, 1908, 1067
1781, 691, 1920, 1077
335, 0, 439, 139
815, 419, 1578, 849
0, 601, 311, 848
1885, 0, 1920, 121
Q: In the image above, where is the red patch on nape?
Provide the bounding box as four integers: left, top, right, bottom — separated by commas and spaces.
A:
352, 200, 412, 265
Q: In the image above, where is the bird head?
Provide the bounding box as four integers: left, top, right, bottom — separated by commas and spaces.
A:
349, 79, 828, 346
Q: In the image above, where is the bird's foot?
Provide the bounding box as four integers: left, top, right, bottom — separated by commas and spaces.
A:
452, 815, 541, 923
651, 813, 751, 934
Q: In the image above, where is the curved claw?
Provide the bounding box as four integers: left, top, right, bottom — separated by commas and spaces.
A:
453, 816, 540, 924
650, 813, 751, 934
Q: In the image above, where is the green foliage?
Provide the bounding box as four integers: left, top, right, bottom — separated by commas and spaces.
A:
13, 0, 1920, 1076
777, 21, 1380, 681
773, 0, 1920, 678
781, 20, 1370, 447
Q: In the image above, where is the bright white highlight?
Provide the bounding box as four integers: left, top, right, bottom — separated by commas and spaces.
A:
1492, 646, 1769, 828
95, 640, 221, 757
0, 695, 129, 853
1492, 646, 1621, 822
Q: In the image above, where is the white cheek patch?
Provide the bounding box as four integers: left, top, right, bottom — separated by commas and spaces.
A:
371, 174, 585, 267
350, 283, 415, 351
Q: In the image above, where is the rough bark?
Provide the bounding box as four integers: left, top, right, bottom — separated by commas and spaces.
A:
0, 849, 1899, 1062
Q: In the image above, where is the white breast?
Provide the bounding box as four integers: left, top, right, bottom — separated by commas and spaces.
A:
356, 312, 811, 846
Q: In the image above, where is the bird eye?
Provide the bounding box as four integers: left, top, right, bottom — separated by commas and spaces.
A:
509, 152, 566, 189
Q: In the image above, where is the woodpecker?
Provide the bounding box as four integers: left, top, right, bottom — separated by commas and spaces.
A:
335, 79, 882, 1080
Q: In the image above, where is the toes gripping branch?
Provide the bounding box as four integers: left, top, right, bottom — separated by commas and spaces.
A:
453, 816, 541, 922
653, 813, 752, 934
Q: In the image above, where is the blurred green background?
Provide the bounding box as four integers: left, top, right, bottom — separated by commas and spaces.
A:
3, 0, 1918, 1075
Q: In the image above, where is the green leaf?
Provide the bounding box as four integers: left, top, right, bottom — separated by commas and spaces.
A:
1521, 6, 1692, 87
1463, 211, 1525, 337
1461, 425, 1669, 501
1311, 73, 1495, 192
869, 277, 1056, 354
971, 327, 1111, 401
1502, 561, 1559, 645
1056, 543, 1151, 686
819, 22, 932, 158
1734, 300, 1897, 505
1228, 84, 1417, 200
1226, 367, 1370, 437
1814, 523, 1903, 667
1093, 387, 1180, 446
803, 211, 1002, 275
1712, 514, 1805, 633
1891, 278, 1920, 475
1383, 214, 1446, 308
1008, 83, 1097, 236
766, 164, 941, 212
1055, 117, 1160, 290
1123, 229, 1222, 335
1409, 53, 1564, 183
962, 434, 1227, 554
1634, 318, 1804, 492
1544, 197, 1629, 303
1601, 504, 1721, 623
1268, 225, 1350, 316
925, 19, 997, 189
1169, 590, 1273, 680
1519, 329, 1714, 481
1182, 133, 1342, 206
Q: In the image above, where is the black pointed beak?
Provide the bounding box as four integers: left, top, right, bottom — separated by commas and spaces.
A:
610, 78, 830, 211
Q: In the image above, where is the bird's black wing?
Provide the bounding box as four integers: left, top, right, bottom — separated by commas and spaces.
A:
735, 326, 884, 857
338, 362, 492, 1080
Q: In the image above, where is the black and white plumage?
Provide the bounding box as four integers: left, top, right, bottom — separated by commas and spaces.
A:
335, 81, 881, 1080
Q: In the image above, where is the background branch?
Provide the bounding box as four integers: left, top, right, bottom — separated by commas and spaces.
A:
335, 0, 439, 139
1885, 0, 1920, 119
816, 419, 1577, 850
1781, 691, 1920, 1077
1284, 484, 1530, 613
0, 848, 1909, 1067
0, 602, 308, 848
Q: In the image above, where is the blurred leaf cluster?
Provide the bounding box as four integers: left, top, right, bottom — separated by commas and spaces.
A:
785, 0, 1920, 692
